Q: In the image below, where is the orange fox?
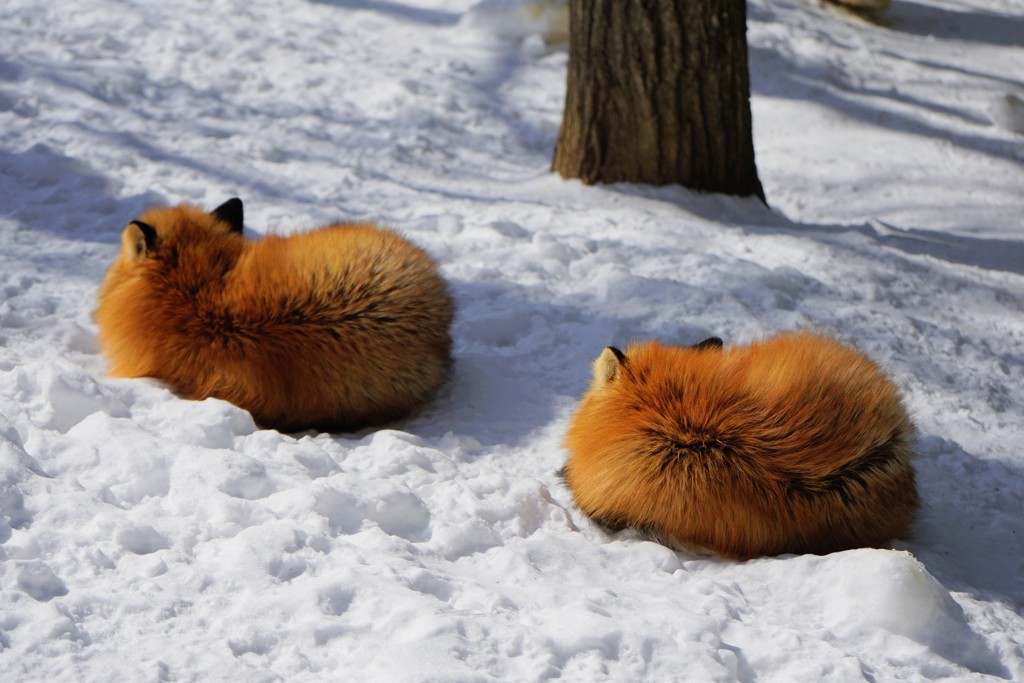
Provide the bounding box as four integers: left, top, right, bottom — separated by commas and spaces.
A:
95, 198, 454, 432
561, 332, 919, 559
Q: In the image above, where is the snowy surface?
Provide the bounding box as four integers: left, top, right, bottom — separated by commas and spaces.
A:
1, 0, 1023, 680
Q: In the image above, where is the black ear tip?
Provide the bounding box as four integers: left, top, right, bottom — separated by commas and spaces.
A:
130, 220, 158, 251
212, 197, 244, 233
694, 337, 724, 351
607, 346, 626, 363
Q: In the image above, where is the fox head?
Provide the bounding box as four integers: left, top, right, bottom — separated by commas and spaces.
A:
117, 197, 244, 263
562, 335, 726, 532
565, 335, 725, 478
96, 198, 248, 376
101, 197, 246, 292
589, 336, 723, 391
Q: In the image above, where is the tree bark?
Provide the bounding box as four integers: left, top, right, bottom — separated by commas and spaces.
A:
552, 0, 764, 201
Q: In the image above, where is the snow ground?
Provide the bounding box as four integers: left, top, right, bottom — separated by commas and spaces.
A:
0, 0, 1022, 680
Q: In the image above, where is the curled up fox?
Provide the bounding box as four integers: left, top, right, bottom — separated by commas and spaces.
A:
561, 332, 920, 559
95, 198, 453, 432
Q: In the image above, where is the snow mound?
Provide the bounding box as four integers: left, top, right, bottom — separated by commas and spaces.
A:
989, 93, 1024, 135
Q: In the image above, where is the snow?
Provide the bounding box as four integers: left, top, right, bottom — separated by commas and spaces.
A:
1, 0, 1022, 680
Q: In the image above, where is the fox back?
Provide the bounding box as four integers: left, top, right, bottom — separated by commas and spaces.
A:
96, 198, 453, 432
562, 332, 919, 559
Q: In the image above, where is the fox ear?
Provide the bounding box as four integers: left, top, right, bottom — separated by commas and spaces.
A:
592, 346, 625, 388
121, 220, 158, 260
693, 337, 723, 351
211, 197, 244, 234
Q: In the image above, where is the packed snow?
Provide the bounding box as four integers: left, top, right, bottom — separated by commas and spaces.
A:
1, 0, 1023, 680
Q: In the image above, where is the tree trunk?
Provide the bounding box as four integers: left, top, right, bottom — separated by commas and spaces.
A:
552, 0, 765, 201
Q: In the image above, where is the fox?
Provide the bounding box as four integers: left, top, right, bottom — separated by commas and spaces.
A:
561, 332, 919, 560
95, 198, 454, 432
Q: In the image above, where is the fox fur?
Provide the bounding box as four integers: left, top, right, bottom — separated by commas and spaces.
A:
561, 332, 919, 559
95, 198, 454, 432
